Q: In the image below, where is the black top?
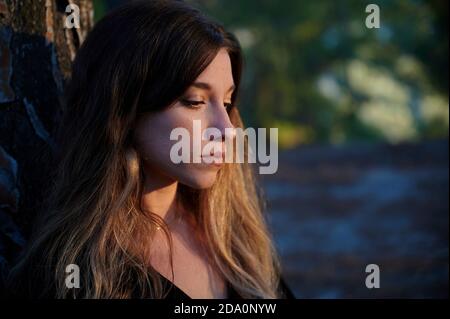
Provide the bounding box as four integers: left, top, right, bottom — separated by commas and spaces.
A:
6, 268, 296, 299
158, 272, 296, 299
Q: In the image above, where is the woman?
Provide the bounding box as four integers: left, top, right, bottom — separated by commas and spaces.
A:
7, 0, 294, 299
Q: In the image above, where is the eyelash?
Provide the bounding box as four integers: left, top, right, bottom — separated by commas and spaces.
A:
180, 99, 233, 112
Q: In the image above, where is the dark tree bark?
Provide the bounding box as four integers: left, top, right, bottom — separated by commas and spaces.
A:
0, 0, 93, 288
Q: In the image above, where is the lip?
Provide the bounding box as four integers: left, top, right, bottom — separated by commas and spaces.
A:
200, 153, 225, 166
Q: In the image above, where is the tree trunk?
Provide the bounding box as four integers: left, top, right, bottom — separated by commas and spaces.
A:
0, 0, 93, 288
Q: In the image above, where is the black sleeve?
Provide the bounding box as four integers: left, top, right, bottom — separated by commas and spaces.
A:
278, 276, 296, 299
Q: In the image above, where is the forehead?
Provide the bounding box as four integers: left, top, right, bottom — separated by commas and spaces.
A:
194, 48, 234, 87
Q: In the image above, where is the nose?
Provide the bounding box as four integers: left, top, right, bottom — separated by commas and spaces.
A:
209, 103, 236, 142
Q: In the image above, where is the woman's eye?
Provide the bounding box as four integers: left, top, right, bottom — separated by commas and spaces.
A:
180, 99, 233, 112
180, 99, 205, 109
224, 102, 233, 111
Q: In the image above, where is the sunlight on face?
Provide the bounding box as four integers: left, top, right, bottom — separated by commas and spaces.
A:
134, 48, 236, 189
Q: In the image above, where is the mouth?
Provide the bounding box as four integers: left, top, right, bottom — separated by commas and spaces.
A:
200, 150, 225, 166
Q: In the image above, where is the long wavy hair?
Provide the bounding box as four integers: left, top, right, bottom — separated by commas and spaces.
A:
8, 0, 282, 299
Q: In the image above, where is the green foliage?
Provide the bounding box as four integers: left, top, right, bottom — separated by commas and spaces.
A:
95, 0, 449, 147
190, 0, 449, 147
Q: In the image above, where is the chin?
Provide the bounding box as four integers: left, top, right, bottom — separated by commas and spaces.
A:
179, 170, 220, 189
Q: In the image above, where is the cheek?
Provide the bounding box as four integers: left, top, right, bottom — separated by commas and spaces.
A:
134, 115, 176, 162
133, 110, 219, 189
134, 107, 208, 160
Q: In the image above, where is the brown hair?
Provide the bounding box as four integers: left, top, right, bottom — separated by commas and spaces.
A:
8, 0, 282, 298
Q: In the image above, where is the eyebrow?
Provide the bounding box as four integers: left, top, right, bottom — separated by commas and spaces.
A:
191, 81, 235, 93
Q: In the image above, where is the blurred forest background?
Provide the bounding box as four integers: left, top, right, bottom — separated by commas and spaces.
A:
96, 0, 449, 298
97, 0, 449, 148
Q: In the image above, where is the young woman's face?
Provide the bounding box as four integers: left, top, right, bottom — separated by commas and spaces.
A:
134, 48, 236, 189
